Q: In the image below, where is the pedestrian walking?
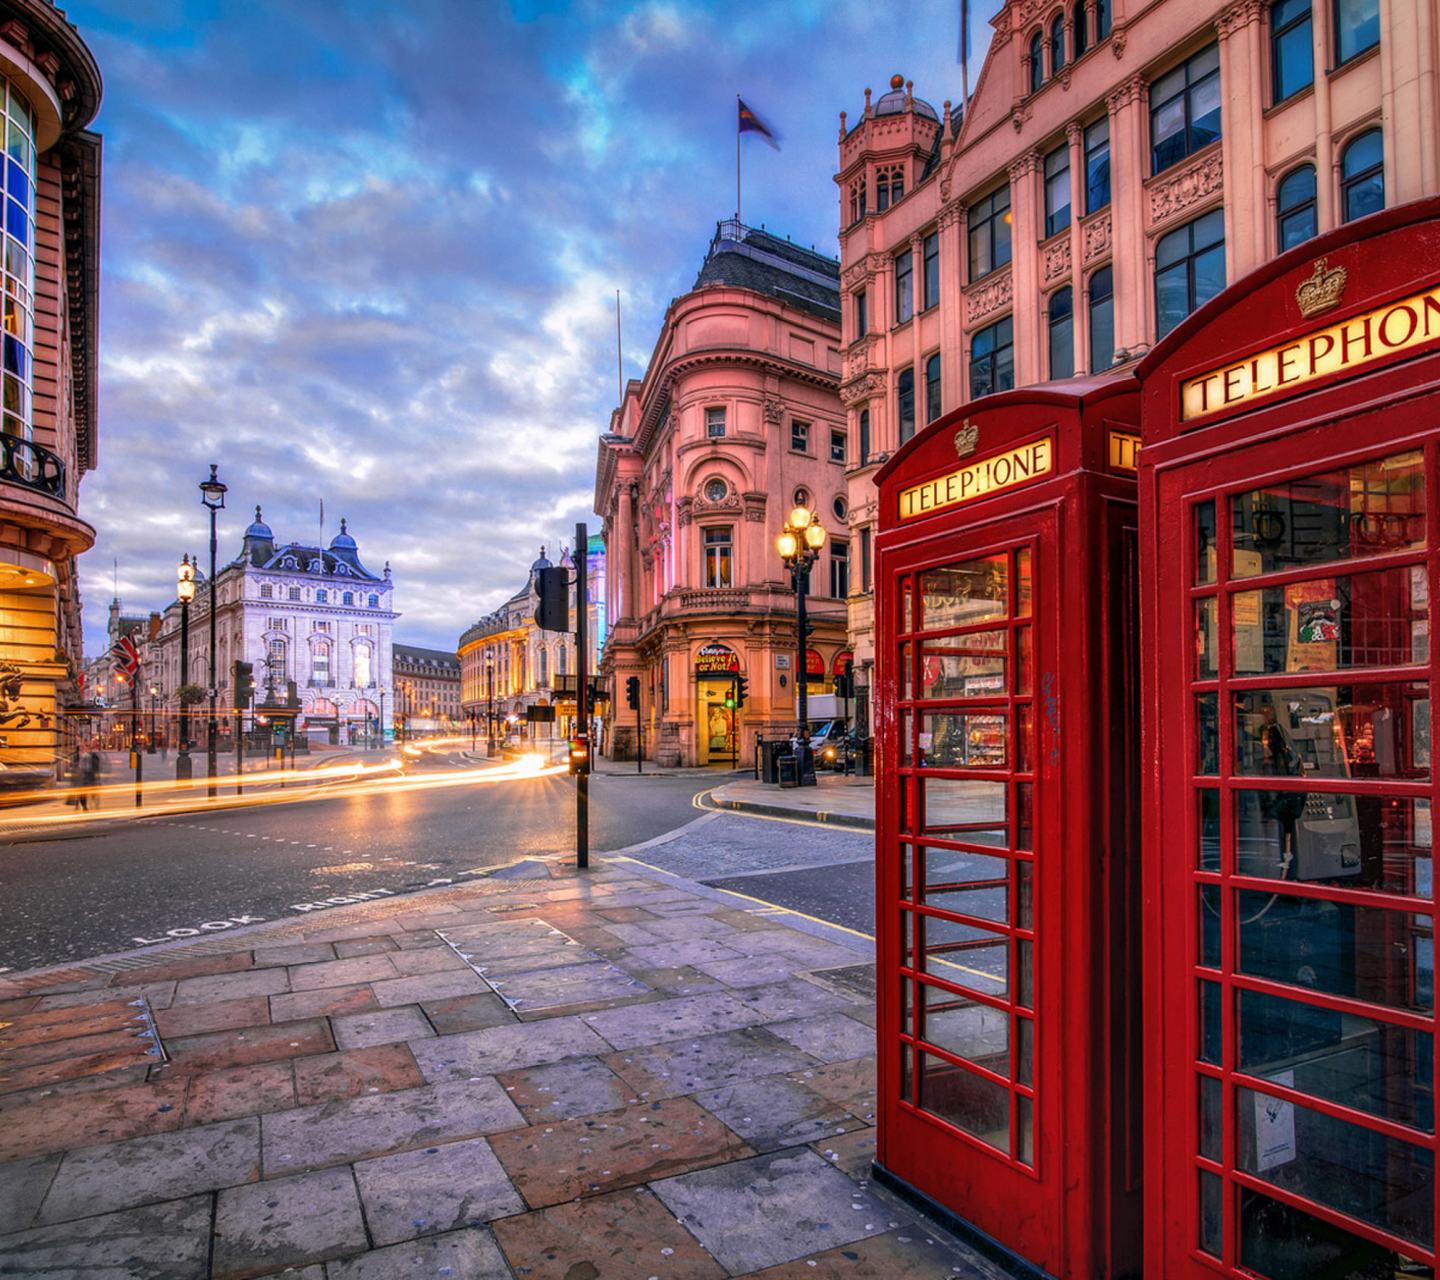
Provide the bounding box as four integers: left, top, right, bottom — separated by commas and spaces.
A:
80, 747, 100, 810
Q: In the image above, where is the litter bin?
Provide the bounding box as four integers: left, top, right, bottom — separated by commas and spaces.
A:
761, 740, 791, 784
777, 754, 800, 788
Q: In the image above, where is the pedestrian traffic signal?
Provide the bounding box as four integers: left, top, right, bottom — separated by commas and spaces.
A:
724, 687, 735, 709
625, 675, 640, 709
735, 675, 749, 708
233, 660, 254, 710
535, 566, 569, 632
568, 735, 590, 775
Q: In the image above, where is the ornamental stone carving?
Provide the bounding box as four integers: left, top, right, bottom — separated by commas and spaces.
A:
1008, 148, 1042, 181
1066, 120, 1083, 146
676, 497, 693, 528
763, 396, 784, 426
1012, 0, 1048, 28
1043, 239, 1072, 282
1149, 151, 1223, 225
1083, 211, 1112, 261
743, 492, 768, 523
966, 270, 1014, 325
1106, 74, 1146, 113
1216, 0, 1264, 37
938, 201, 963, 231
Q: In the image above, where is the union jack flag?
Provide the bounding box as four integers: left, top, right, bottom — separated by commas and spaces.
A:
111, 633, 140, 677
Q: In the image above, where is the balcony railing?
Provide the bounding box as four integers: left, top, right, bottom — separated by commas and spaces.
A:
0, 434, 64, 499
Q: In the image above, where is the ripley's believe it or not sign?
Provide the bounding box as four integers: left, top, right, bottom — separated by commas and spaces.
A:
899, 438, 1054, 521
694, 644, 740, 675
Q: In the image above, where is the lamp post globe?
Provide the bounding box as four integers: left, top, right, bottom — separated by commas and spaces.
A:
200, 464, 227, 799
777, 505, 825, 780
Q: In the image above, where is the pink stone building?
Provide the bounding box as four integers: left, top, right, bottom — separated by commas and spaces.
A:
837, 0, 1439, 718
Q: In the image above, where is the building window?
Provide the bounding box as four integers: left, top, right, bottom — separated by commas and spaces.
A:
260, 584, 273, 599
706, 406, 726, 438
1049, 287, 1075, 379
268, 639, 285, 675
1050, 13, 1066, 72
356, 624, 372, 636
315, 621, 330, 633
970, 317, 1015, 399
267, 617, 286, 631
704, 527, 733, 588
1334, 0, 1378, 63
922, 232, 940, 310
1074, 0, 1089, 56
834, 494, 848, 521
876, 165, 904, 211
831, 429, 847, 463
1095, 0, 1111, 39
895, 247, 914, 323
1151, 44, 1222, 175
1276, 165, 1318, 250
830, 541, 851, 599
1029, 30, 1045, 93
1044, 145, 1071, 237
858, 408, 870, 465
342, 591, 354, 606
925, 353, 942, 423
854, 289, 867, 339
288, 586, 300, 601
898, 367, 916, 444
849, 179, 867, 224
538, 647, 548, 686
313, 645, 330, 683
704, 477, 728, 502
367, 594, 379, 608
1155, 208, 1226, 339
1341, 129, 1384, 222
1271, 0, 1313, 103
316, 589, 327, 604
969, 186, 1013, 279
791, 419, 810, 452
1084, 118, 1110, 213
1089, 265, 1115, 371
861, 526, 872, 592
355, 644, 372, 687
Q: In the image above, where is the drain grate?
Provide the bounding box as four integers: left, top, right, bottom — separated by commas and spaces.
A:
0, 996, 165, 1095
802, 962, 876, 1003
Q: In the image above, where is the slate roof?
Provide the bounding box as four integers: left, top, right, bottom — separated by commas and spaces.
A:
692, 224, 840, 323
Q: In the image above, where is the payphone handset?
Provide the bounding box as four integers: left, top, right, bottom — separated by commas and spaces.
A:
1237, 691, 1362, 881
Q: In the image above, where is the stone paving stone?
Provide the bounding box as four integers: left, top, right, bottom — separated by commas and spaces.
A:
652, 1147, 906, 1275
490, 1095, 754, 1208
593, 905, 661, 923
286, 953, 400, 992
789, 1058, 878, 1123
0, 1192, 212, 1279
333, 935, 400, 957
733, 978, 864, 1021
712, 907, 786, 933
155, 994, 273, 1039
811, 1126, 878, 1181
38, 1117, 261, 1224
411, 1016, 611, 1081
353, 1135, 524, 1245
744, 1226, 998, 1279
369, 969, 489, 1007
260, 1078, 524, 1176
0, 1026, 153, 1070
108, 949, 252, 986
170, 968, 291, 1007
326, 1225, 513, 1280
332, 1004, 435, 1049
491, 1185, 726, 1280
0, 996, 40, 1017
184, 1060, 297, 1126
0, 1062, 151, 1113
294, 1043, 424, 1105
0, 1049, 171, 1107
165, 1017, 336, 1073
581, 992, 763, 1052
631, 915, 739, 942
695, 953, 810, 989
250, 941, 338, 966
495, 1057, 639, 1124
0, 1152, 59, 1232
691, 1077, 867, 1153
34, 979, 176, 1011
624, 963, 727, 997
620, 938, 747, 970
390, 929, 450, 950
0, 1071, 187, 1163
603, 1026, 821, 1101
768, 1013, 877, 1064
487, 961, 651, 1012
269, 982, 379, 1022
0, 998, 145, 1038
385, 945, 468, 977
211, 1166, 368, 1279
420, 991, 515, 1035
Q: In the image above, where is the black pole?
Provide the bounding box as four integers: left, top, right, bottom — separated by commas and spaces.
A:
207, 505, 218, 799
575, 521, 588, 870
177, 595, 192, 781
796, 562, 809, 742
732, 673, 738, 770
132, 675, 142, 808
235, 702, 243, 796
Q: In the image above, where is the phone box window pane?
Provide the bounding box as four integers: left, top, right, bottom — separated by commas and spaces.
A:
901, 843, 915, 899
901, 1042, 913, 1101
1200, 886, 1222, 967
1238, 986, 1435, 1132
922, 846, 1009, 923
1016, 782, 1033, 851
920, 1052, 1010, 1152
1239, 1185, 1427, 1279
921, 557, 1009, 629
921, 915, 1010, 998
1237, 1085, 1434, 1249
1237, 892, 1433, 1014
1017, 938, 1034, 1009
1200, 1170, 1223, 1257
901, 709, 913, 767
1196, 499, 1218, 584
1232, 568, 1429, 675
1016, 860, 1033, 929
1018, 627, 1033, 695
1016, 1094, 1034, 1165
1200, 786, 1221, 871
1197, 691, 1219, 775
1017, 705, 1034, 773
901, 974, 914, 1035
1201, 979, 1222, 1064
921, 777, 1008, 844
902, 579, 915, 633
1016, 1015, 1034, 1086
1200, 1073, 1223, 1161
919, 633, 1008, 699
920, 711, 1007, 768
1015, 547, 1032, 616
1232, 451, 1425, 579
1197, 596, 1219, 679
1233, 684, 1430, 781
921, 981, 1010, 1071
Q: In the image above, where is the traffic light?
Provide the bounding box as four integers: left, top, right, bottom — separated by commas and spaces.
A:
568, 734, 590, 775
625, 675, 640, 709
535, 567, 569, 632
233, 660, 254, 710
735, 675, 749, 708
724, 686, 735, 709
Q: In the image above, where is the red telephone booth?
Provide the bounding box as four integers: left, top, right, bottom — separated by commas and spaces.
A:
1137, 198, 1440, 1277
873, 379, 1143, 1278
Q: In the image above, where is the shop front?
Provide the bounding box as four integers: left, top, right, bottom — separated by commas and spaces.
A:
696, 642, 743, 766
1137, 200, 1440, 1278
873, 379, 1142, 1278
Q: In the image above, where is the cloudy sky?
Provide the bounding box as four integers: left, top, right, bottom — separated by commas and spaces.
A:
67, 0, 991, 656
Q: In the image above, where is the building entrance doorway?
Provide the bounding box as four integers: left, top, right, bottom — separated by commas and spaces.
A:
699, 678, 738, 766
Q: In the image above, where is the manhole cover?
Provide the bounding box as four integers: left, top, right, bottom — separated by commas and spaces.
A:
803, 962, 875, 1003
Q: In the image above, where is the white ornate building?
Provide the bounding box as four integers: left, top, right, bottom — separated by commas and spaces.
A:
153, 509, 397, 744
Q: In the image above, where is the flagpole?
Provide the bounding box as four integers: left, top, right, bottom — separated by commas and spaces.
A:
735, 93, 741, 222
960, 0, 971, 111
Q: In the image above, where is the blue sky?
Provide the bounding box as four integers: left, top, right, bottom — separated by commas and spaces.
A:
68, 0, 991, 654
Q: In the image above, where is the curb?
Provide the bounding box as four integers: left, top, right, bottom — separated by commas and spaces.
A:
704, 791, 876, 830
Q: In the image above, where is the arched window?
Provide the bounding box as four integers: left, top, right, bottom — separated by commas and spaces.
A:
316, 589, 327, 604
925, 353, 942, 423
1276, 165, 1318, 250
342, 591, 354, 606
538, 646, 548, 686
367, 594, 379, 608
1073, 0, 1089, 56
1095, 0, 1111, 39
897, 368, 916, 444
1050, 13, 1066, 73
849, 179, 867, 224
558, 644, 567, 676
1029, 30, 1045, 93
355, 644, 372, 687
1048, 287, 1075, 380
1088, 266, 1115, 372
1340, 129, 1384, 222
312, 644, 331, 685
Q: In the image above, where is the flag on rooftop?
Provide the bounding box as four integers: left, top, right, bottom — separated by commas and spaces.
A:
737, 98, 780, 150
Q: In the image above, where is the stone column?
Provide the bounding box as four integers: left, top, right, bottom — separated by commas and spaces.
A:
1007, 149, 1043, 386
1106, 75, 1149, 355
1217, 0, 1266, 278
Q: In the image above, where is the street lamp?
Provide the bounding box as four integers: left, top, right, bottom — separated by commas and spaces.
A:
177, 554, 195, 780
486, 655, 496, 757
777, 503, 826, 777
200, 464, 227, 798
148, 685, 158, 754
378, 685, 386, 749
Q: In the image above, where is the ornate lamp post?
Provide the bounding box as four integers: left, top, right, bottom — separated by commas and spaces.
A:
486, 656, 496, 757
200, 464, 227, 799
176, 554, 195, 780
148, 686, 159, 753
777, 503, 826, 770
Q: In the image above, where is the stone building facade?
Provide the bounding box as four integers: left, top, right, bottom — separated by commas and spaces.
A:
393, 643, 461, 737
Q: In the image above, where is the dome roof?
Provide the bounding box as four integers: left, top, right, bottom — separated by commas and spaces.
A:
874, 73, 939, 121
530, 545, 551, 572
328, 518, 357, 551
244, 505, 273, 540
